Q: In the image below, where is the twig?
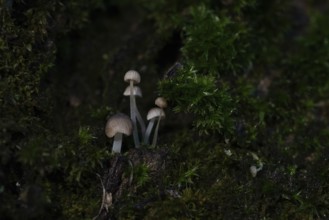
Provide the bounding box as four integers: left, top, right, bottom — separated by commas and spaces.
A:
93, 173, 107, 220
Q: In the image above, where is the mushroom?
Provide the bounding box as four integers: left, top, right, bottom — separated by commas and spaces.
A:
123, 85, 142, 97
145, 107, 165, 147
123, 86, 146, 142
124, 70, 141, 148
250, 165, 262, 178
151, 97, 167, 146
105, 113, 133, 153
155, 97, 168, 109
249, 152, 263, 177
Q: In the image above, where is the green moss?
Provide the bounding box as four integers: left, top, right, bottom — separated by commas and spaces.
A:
181, 5, 252, 76
160, 66, 235, 135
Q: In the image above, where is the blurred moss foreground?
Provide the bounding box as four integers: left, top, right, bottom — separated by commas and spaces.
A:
1, 0, 329, 219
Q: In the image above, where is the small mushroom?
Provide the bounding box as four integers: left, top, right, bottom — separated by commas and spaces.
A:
124, 70, 141, 148
249, 152, 263, 177
123, 86, 142, 97
155, 97, 168, 109
152, 97, 167, 146
224, 149, 232, 157
123, 86, 146, 140
250, 166, 260, 177
105, 113, 132, 153
250, 162, 263, 178
145, 107, 165, 147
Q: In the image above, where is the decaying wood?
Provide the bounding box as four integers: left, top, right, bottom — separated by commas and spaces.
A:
94, 148, 168, 220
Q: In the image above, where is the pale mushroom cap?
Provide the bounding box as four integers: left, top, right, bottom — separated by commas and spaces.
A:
124, 70, 141, 84
147, 107, 165, 120
105, 113, 133, 138
155, 97, 167, 108
250, 166, 258, 177
123, 86, 142, 97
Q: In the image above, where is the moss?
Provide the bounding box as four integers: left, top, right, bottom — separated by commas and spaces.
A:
181, 4, 252, 76
159, 66, 235, 135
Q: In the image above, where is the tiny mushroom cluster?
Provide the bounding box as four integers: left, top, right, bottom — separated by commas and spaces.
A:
105, 70, 168, 153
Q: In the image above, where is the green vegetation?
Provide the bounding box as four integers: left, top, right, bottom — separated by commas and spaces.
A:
1, 0, 329, 219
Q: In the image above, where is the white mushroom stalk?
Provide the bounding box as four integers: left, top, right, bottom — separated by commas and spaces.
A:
151, 111, 163, 147
105, 113, 132, 153
145, 107, 165, 146
144, 119, 155, 145
124, 70, 141, 148
123, 86, 146, 142
112, 133, 123, 153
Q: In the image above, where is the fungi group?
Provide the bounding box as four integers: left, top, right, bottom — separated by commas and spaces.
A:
105, 70, 168, 153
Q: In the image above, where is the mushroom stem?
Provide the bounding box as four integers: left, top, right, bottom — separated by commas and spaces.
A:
130, 81, 140, 148
145, 118, 155, 144
112, 133, 123, 153
152, 112, 162, 147
134, 103, 146, 142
